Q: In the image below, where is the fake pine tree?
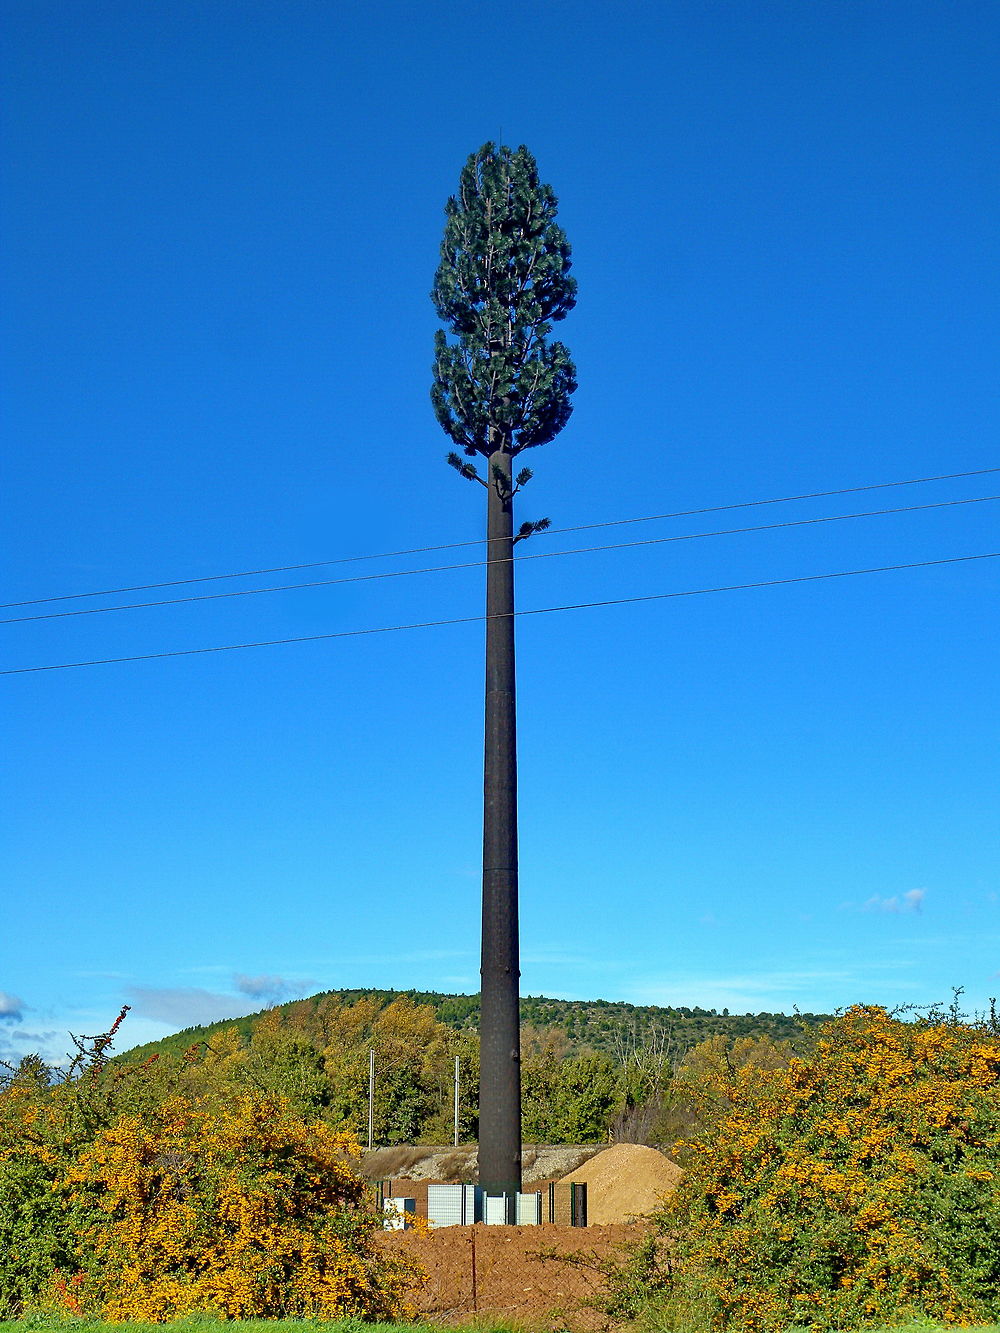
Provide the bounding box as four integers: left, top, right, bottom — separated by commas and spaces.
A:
431, 143, 577, 1202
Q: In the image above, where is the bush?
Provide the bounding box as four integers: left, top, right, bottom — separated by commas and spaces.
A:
1, 1021, 422, 1323
649, 1004, 1000, 1332
0, 1059, 93, 1317
59, 1093, 421, 1321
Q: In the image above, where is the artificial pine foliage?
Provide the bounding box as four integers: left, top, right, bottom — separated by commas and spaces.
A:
431, 143, 577, 459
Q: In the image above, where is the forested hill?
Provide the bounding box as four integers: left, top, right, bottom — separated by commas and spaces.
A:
112, 989, 835, 1146
120, 987, 831, 1063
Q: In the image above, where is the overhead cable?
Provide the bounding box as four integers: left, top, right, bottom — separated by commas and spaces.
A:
3, 493, 996, 625
3, 465, 997, 611
3, 550, 996, 676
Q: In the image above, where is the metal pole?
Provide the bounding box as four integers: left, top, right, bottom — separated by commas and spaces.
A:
454, 1054, 460, 1147
479, 446, 522, 1202
368, 1048, 375, 1151
470, 1226, 478, 1312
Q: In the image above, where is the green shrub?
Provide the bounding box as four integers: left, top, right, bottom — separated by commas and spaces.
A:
645, 1005, 1000, 1333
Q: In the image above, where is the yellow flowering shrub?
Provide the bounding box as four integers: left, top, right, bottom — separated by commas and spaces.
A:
652, 1005, 1000, 1333
60, 1093, 421, 1321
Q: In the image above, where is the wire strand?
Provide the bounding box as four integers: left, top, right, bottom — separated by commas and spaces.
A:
4, 493, 996, 625
3, 550, 996, 676
3, 465, 997, 610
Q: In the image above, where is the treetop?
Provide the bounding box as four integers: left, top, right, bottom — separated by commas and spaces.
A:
431, 142, 577, 459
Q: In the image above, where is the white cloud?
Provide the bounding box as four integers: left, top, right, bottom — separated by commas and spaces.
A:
125, 986, 251, 1029
627, 968, 856, 1013
0, 1027, 65, 1068
0, 991, 25, 1021
846, 890, 927, 914
233, 974, 311, 1004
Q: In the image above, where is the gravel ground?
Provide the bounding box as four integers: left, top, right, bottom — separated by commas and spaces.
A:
361, 1143, 605, 1184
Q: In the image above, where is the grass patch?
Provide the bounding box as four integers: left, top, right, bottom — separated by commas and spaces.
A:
792, 1325, 1000, 1333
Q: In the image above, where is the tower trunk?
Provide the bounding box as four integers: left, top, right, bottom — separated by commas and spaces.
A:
478, 447, 521, 1204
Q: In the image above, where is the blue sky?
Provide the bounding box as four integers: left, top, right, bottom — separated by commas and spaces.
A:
2, 0, 998, 1065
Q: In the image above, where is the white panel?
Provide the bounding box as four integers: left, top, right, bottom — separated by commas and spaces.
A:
428, 1183, 466, 1228
383, 1197, 416, 1230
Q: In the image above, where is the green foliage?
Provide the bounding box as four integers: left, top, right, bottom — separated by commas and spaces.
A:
522, 1050, 623, 1144
121, 986, 828, 1068
550, 1054, 622, 1142
431, 142, 577, 458
0, 1125, 79, 1317
59, 1095, 418, 1321
589, 1234, 673, 1321
644, 1004, 1000, 1332
0, 1020, 166, 1318
0, 1021, 422, 1322
113, 988, 831, 1152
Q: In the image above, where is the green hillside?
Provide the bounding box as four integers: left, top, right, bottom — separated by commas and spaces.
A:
110, 989, 833, 1148
120, 987, 829, 1064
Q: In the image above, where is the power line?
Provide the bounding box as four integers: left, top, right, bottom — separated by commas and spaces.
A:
3, 550, 996, 676
3, 465, 997, 611
3, 493, 996, 625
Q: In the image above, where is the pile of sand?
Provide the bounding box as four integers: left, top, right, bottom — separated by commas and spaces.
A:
560, 1143, 683, 1223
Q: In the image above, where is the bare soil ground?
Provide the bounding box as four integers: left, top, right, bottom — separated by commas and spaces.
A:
372, 1146, 682, 1329
378, 1222, 648, 1330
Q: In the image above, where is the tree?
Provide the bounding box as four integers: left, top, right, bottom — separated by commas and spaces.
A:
431, 143, 576, 1200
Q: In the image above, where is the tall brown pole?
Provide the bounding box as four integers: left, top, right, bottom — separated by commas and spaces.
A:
432, 144, 576, 1209
478, 446, 521, 1205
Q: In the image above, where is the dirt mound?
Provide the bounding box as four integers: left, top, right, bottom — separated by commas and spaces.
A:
380, 1221, 647, 1328
522, 1145, 607, 1185
560, 1143, 682, 1223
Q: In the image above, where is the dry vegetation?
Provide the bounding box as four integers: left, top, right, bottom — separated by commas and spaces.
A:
362, 1144, 604, 1185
